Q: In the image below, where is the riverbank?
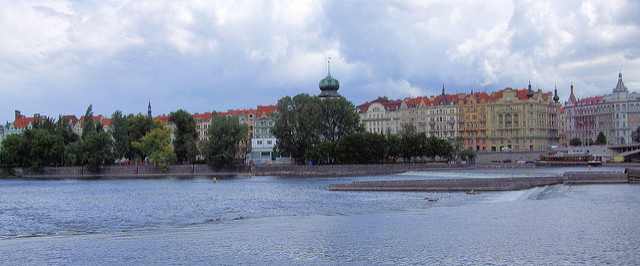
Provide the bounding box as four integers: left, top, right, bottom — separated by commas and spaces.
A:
0, 163, 471, 179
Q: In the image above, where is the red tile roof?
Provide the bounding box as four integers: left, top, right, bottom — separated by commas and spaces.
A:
154, 115, 170, 124
257, 105, 276, 117
577, 96, 605, 105
192, 113, 213, 121
474, 92, 490, 102
358, 97, 403, 112
101, 118, 111, 127
60, 115, 79, 125
403, 96, 431, 107
431, 94, 457, 105
13, 117, 36, 129
216, 109, 257, 118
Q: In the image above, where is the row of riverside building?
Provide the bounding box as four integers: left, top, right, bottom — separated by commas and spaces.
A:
0, 71, 636, 162
1, 105, 285, 165
357, 72, 636, 152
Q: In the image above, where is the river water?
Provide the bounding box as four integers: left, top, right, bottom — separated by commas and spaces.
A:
1, 167, 639, 264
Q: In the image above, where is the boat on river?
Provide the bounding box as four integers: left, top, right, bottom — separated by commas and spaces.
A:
535, 153, 603, 167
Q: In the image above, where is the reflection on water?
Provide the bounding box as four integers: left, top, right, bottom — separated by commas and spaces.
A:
0, 167, 638, 264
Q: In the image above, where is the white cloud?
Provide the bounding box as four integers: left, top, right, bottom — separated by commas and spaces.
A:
0, 0, 639, 123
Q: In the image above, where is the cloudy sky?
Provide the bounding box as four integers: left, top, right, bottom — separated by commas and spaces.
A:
1, 0, 639, 123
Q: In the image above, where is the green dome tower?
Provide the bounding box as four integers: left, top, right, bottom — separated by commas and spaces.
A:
318, 58, 341, 98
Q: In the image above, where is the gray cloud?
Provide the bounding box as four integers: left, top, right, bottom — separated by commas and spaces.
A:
0, 0, 638, 123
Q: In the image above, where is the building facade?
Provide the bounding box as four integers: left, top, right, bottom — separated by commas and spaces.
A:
427, 86, 458, 139
356, 97, 402, 135
565, 72, 639, 145
457, 92, 490, 151
487, 84, 561, 152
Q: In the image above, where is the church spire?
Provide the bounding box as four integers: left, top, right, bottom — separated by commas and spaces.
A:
568, 83, 577, 105
147, 100, 152, 118
553, 86, 560, 103
613, 71, 628, 93
527, 80, 534, 98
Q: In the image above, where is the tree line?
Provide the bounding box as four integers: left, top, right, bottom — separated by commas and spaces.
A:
0, 105, 248, 173
271, 94, 475, 165
1, 95, 473, 173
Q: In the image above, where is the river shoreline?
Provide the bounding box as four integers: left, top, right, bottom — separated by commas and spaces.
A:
1, 163, 472, 179
3, 163, 640, 181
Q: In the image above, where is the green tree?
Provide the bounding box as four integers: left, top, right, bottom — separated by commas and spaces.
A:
569, 137, 582, 146
595, 132, 607, 145
334, 132, 386, 164
459, 148, 477, 160
168, 109, 199, 164
272, 94, 322, 162
201, 115, 249, 169
82, 105, 96, 139
385, 134, 401, 162
127, 114, 164, 160
0, 134, 30, 171
304, 141, 333, 165
110, 110, 131, 161
634, 126, 640, 143
321, 97, 364, 143
65, 130, 115, 172
132, 128, 174, 171
29, 129, 63, 169
272, 94, 363, 163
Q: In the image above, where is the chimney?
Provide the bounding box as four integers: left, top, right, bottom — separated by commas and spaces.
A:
14, 110, 24, 120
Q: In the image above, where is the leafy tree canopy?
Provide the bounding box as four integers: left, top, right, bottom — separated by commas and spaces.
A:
132, 127, 174, 171
201, 115, 248, 169
570, 137, 582, 146
168, 109, 199, 164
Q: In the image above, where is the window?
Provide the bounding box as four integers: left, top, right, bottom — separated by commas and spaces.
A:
267, 140, 272, 145
257, 140, 263, 145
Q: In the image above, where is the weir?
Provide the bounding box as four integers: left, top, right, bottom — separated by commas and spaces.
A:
329, 169, 639, 192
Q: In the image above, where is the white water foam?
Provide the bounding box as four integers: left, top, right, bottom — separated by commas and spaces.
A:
486, 186, 545, 203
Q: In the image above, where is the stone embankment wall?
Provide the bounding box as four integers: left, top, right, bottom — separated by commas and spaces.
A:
330, 170, 639, 192
252, 163, 469, 177
3, 164, 249, 179
1, 163, 468, 179
329, 177, 564, 192
476, 151, 549, 164
563, 171, 629, 184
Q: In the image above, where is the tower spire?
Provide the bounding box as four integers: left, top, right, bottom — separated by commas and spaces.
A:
327, 57, 331, 77
147, 100, 152, 118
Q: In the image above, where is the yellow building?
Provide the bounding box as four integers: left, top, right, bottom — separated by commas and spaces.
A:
457, 92, 490, 151
488, 84, 562, 151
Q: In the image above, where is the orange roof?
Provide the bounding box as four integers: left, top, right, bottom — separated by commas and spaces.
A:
216, 109, 257, 117
192, 113, 213, 121
474, 92, 490, 102
154, 115, 170, 124
101, 118, 111, 127
79, 115, 108, 126
60, 115, 79, 125
403, 96, 431, 107
357, 102, 371, 112
358, 97, 403, 112
432, 94, 457, 105
577, 96, 605, 105
257, 105, 276, 117
514, 89, 530, 100
13, 117, 36, 129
